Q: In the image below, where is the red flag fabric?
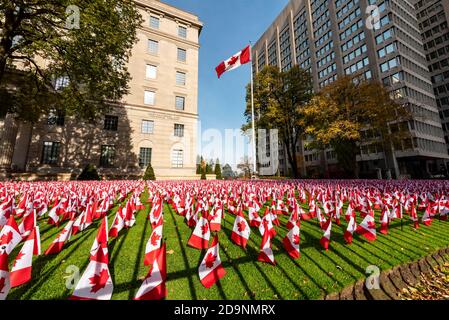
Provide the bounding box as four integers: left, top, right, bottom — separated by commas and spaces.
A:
215, 45, 251, 78
198, 236, 226, 288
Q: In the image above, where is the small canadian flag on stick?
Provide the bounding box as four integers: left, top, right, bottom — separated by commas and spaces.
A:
215, 45, 251, 78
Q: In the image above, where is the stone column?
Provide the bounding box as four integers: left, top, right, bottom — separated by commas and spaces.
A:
0, 113, 19, 172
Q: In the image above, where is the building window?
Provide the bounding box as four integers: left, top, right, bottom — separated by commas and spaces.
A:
104, 115, 118, 131
141, 120, 154, 134
176, 71, 186, 86
139, 147, 152, 168
177, 48, 187, 62
150, 16, 159, 29
175, 96, 185, 110
178, 25, 187, 38
144, 90, 155, 105
146, 64, 157, 79
54, 76, 69, 90
47, 110, 65, 126
172, 149, 183, 168
100, 145, 115, 167
41, 141, 60, 165
174, 124, 184, 137
148, 39, 158, 54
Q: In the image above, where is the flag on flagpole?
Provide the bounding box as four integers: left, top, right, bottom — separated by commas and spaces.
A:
215, 45, 251, 79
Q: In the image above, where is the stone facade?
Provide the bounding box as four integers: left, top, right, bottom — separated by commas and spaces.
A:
1, 0, 203, 180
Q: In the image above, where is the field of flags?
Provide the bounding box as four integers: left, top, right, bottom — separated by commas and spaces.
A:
1, 179, 449, 300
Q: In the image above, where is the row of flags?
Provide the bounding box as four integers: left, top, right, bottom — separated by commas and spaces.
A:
1, 179, 449, 299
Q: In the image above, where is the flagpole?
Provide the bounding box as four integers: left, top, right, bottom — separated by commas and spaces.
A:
249, 42, 257, 176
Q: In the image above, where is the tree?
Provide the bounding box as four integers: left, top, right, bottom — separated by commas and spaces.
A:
301, 75, 411, 178
77, 163, 100, 180
0, 0, 142, 122
222, 164, 234, 180
244, 65, 313, 178
200, 157, 206, 180
143, 163, 155, 180
214, 158, 222, 180
196, 155, 202, 174
237, 156, 252, 179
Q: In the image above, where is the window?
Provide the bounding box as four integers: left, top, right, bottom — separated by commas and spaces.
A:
176, 71, 186, 86
47, 110, 65, 126
148, 39, 158, 54
139, 148, 152, 168
104, 115, 118, 131
146, 65, 157, 79
54, 76, 69, 90
144, 90, 155, 105
141, 120, 154, 134
177, 48, 186, 62
178, 25, 187, 38
150, 16, 159, 29
172, 149, 183, 168
100, 145, 115, 167
41, 142, 60, 165
174, 124, 184, 137
175, 96, 185, 110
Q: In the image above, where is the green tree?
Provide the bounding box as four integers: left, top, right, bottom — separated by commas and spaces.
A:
244, 65, 313, 178
77, 163, 100, 180
214, 158, 222, 180
196, 155, 202, 174
143, 163, 156, 180
200, 157, 206, 180
302, 76, 410, 178
0, 0, 142, 121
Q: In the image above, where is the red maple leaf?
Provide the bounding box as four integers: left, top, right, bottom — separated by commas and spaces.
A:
0, 231, 13, 246
12, 251, 25, 268
237, 221, 246, 233
228, 55, 239, 66
89, 268, 110, 293
205, 252, 216, 269
293, 234, 300, 245
150, 232, 161, 247
201, 223, 209, 235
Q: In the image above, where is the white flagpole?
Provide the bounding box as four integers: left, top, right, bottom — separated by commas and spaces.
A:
249, 43, 257, 176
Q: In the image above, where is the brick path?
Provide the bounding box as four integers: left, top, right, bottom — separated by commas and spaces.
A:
324, 248, 449, 300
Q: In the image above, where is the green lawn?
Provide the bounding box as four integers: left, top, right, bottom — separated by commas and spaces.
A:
7, 191, 449, 300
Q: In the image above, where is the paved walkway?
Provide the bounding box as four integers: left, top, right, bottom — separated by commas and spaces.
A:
324, 248, 449, 300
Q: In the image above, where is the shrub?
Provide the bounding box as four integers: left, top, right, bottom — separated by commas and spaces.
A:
143, 163, 156, 180
78, 163, 100, 180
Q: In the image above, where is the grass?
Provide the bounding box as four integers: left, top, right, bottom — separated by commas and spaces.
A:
7, 190, 449, 300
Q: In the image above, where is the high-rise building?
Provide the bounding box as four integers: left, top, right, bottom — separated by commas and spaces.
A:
415, 1, 449, 156
252, 0, 449, 178
0, 0, 203, 180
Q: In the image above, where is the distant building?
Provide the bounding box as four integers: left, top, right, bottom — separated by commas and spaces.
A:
252, 0, 449, 179
0, 0, 202, 180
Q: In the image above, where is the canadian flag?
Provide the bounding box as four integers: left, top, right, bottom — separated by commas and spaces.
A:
45, 220, 74, 255
248, 204, 262, 228
258, 221, 275, 265
319, 218, 332, 250
18, 208, 36, 239
0, 216, 23, 300
187, 216, 210, 250
410, 204, 420, 229
379, 205, 390, 235
356, 213, 377, 242
231, 210, 251, 248
109, 205, 125, 238
344, 215, 357, 244
209, 205, 223, 232
198, 235, 226, 288
144, 220, 163, 266
259, 207, 276, 238
421, 204, 432, 226
134, 242, 167, 300
286, 203, 299, 230
0, 197, 14, 227
283, 221, 300, 259
70, 217, 113, 300
148, 198, 163, 228
345, 201, 355, 222
10, 227, 41, 288
215, 45, 251, 79
124, 200, 136, 228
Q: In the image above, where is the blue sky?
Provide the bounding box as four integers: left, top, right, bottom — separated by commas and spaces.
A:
164, 0, 289, 168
